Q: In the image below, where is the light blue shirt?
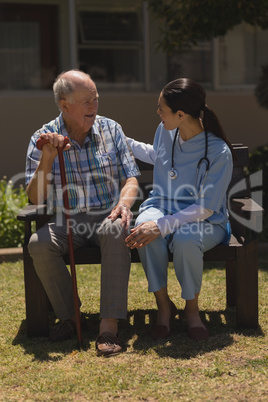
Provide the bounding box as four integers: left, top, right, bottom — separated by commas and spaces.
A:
138, 123, 233, 227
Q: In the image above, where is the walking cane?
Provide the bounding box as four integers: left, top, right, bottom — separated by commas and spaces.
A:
37, 136, 82, 349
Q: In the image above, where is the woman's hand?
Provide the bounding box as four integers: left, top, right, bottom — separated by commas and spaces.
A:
125, 221, 161, 249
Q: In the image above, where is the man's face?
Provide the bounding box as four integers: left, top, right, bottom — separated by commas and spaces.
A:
63, 79, 99, 135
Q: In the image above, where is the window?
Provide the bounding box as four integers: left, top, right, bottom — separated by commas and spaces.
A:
0, 4, 59, 90
217, 23, 268, 88
167, 42, 212, 88
167, 23, 268, 90
78, 6, 143, 89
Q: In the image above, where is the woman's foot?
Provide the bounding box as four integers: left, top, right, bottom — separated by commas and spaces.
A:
185, 297, 209, 341
151, 300, 178, 340
185, 309, 206, 330
188, 326, 209, 341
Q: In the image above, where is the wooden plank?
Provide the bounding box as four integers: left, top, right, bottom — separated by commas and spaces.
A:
64, 247, 141, 264
226, 260, 237, 307
23, 245, 49, 337
232, 146, 249, 167
235, 240, 259, 328
17, 204, 47, 221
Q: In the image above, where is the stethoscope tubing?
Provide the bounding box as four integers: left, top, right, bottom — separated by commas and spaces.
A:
169, 128, 210, 181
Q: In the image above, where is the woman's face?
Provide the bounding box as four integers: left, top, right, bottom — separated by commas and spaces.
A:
157, 92, 179, 131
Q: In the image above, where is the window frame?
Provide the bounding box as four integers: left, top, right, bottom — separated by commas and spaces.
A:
76, 4, 147, 90
0, 3, 59, 90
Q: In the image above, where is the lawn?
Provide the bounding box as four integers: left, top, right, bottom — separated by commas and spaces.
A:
0, 258, 267, 401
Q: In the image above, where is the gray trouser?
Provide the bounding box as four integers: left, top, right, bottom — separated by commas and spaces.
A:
28, 211, 131, 320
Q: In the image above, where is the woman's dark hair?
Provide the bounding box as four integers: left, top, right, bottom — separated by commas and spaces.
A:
162, 78, 235, 160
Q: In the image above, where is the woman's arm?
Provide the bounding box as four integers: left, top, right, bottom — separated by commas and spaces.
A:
125, 204, 213, 248
155, 204, 213, 238
126, 137, 156, 165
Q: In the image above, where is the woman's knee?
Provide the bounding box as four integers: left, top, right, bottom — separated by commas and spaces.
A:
135, 208, 164, 227
171, 230, 201, 256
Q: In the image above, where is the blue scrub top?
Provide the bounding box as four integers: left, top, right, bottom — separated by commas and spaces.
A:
140, 123, 233, 227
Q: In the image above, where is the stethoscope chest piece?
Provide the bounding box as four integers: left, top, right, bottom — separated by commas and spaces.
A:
169, 168, 178, 180
169, 128, 210, 187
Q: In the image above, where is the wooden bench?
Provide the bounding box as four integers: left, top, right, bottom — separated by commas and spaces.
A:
17, 144, 263, 337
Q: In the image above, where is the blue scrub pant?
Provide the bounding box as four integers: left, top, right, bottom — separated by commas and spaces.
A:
136, 207, 227, 300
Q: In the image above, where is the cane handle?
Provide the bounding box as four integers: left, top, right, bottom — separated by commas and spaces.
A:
36, 136, 69, 151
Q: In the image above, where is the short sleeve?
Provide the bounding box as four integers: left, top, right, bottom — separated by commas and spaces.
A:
25, 133, 42, 185
113, 123, 140, 181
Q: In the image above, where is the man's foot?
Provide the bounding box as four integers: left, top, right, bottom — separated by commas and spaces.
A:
49, 319, 76, 342
49, 314, 86, 342
95, 332, 122, 357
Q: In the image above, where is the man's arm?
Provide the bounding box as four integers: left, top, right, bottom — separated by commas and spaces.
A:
26, 133, 70, 205
27, 152, 55, 205
108, 177, 139, 229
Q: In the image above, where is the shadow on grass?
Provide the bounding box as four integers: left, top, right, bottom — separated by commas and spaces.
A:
123, 308, 264, 359
13, 307, 264, 361
12, 312, 101, 361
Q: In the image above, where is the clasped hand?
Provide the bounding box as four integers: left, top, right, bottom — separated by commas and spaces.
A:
125, 221, 161, 249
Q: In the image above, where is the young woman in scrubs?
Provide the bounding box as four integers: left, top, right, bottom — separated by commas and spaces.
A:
126, 78, 234, 341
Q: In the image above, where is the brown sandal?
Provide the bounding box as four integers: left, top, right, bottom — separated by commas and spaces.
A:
96, 332, 122, 357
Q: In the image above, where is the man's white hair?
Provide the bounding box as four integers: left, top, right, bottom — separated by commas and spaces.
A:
53, 70, 93, 110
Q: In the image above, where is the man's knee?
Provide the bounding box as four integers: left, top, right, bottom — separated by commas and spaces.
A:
28, 230, 58, 257
98, 217, 127, 242
28, 232, 42, 257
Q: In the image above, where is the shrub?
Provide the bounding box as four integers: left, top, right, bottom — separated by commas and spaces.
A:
0, 177, 28, 248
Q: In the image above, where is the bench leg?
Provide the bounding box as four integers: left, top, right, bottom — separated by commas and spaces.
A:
226, 260, 236, 307
23, 245, 49, 337
235, 240, 259, 328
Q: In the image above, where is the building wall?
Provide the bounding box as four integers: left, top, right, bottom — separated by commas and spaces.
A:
1, 91, 267, 182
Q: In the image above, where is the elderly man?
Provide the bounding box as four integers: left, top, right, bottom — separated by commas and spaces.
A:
26, 70, 139, 357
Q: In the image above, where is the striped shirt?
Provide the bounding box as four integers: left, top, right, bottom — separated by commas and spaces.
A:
26, 114, 140, 213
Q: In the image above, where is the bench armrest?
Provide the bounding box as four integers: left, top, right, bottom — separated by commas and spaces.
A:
232, 197, 263, 215
17, 204, 51, 222
229, 197, 263, 241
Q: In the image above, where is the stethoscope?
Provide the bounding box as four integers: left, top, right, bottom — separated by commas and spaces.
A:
169, 128, 210, 196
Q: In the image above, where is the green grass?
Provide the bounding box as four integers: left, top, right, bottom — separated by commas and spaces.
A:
0, 260, 267, 401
